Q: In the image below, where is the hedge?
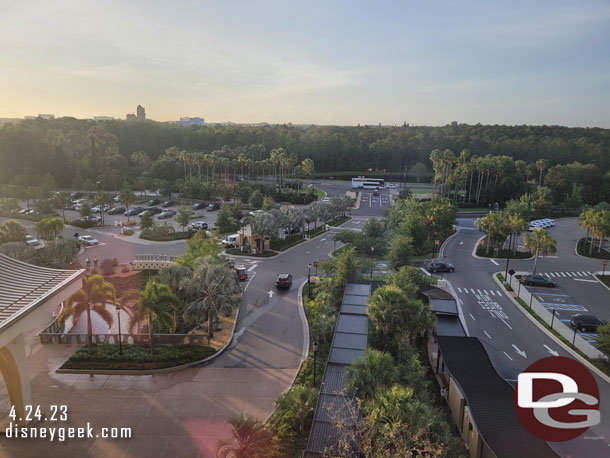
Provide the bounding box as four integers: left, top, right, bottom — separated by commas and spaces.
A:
60, 343, 216, 371
577, 238, 610, 260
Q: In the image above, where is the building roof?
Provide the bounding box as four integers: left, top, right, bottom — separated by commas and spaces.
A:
0, 254, 85, 329
434, 314, 466, 336
436, 336, 559, 458
304, 282, 371, 457
419, 285, 459, 315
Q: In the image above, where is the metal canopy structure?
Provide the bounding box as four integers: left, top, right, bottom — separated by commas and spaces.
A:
303, 282, 371, 458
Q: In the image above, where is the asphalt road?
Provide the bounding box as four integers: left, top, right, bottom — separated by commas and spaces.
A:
442, 219, 610, 458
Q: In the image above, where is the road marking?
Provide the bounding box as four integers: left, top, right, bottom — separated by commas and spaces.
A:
501, 319, 513, 329
574, 278, 597, 283
470, 288, 476, 295
576, 271, 584, 277
541, 302, 588, 312
242, 271, 257, 292
306, 250, 311, 254
484, 330, 492, 339
565, 272, 573, 277
483, 289, 489, 295
548, 272, 556, 277
268, 290, 275, 298
316, 245, 320, 249
503, 351, 514, 361
586, 271, 592, 275
496, 290, 502, 295
544, 344, 559, 356
469, 313, 476, 321
321, 238, 326, 241
476, 289, 482, 295
459, 241, 464, 245
489, 259, 499, 266
535, 292, 569, 297
512, 344, 527, 358
488, 290, 494, 296
247, 265, 257, 272
457, 287, 462, 293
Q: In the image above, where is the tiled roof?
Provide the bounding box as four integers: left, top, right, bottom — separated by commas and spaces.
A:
0, 254, 84, 328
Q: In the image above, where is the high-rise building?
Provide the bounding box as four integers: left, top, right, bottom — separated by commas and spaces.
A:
137, 105, 146, 120
126, 113, 136, 120
176, 116, 204, 126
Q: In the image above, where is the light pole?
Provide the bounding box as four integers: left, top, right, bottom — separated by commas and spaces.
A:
504, 232, 513, 280
312, 340, 319, 386
308, 263, 312, 299
115, 304, 123, 355
370, 246, 374, 277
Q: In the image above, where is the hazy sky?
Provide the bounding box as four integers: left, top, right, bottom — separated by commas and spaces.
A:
2, 0, 610, 126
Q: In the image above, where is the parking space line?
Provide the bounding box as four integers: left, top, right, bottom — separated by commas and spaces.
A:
484, 331, 492, 339
535, 292, 570, 297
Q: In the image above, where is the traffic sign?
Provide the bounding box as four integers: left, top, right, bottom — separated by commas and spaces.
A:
603, 261, 608, 266
435, 239, 439, 245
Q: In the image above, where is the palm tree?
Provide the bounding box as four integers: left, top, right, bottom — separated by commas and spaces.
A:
216, 415, 271, 458
536, 159, 549, 187
367, 285, 410, 350
58, 275, 116, 352
122, 280, 180, 353
53, 191, 71, 221
272, 385, 318, 434
157, 265, 192, 322
346, 348, 396, 401
524, 227, 557, 275
183, 256, 241, 339
0, 220, 27, 244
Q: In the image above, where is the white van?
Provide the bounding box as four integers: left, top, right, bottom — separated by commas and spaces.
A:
221, 234, 239, 247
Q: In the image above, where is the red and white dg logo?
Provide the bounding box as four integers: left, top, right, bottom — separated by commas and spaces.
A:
514, 356, 600, 441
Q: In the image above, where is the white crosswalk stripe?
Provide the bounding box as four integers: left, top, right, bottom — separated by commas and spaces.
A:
458, 287, 462, 293
490, 290, 495, 296
470, 288, 476, 295
576, 272, 584, 277
560, 272, 567, 277
549, 273, 556, 277
497, 290, 502, 295
565, 272, 573, 277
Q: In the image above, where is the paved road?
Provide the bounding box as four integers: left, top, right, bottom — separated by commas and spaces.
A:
442, 219, 610, 458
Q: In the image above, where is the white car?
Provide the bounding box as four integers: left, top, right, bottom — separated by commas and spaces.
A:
78, 235, 99, 245
541, 218, 555, 227
221, 234, 239, 247
387, 183, 397, 189
25, 235, 40, 246
91, 205, 110, 213
248, 210, 264, 217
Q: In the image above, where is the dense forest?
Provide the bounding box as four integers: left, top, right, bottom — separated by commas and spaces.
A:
0, 118, 609, 204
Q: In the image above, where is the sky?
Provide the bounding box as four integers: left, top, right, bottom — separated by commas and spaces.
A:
1, 0, 610, 127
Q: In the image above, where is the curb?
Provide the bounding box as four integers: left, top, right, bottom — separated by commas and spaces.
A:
492, 272, 610, 385
438, 228, 460, 259
264, 279, 310, 424
470, 235, 534, 261
56, 307, 242, 376
593, 272, 610, 293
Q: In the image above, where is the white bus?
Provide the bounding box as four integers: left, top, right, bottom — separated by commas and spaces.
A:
351, 177, 385, 189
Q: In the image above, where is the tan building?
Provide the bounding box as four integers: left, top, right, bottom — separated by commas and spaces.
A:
237, 225, 270, 253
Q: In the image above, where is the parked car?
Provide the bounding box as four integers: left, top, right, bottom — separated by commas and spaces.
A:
570, 314, 607, 333
146, 206, 163, 214
275, 273, 293, 290
157, 210, 176, 219
113, 195, 121, 202
25, 235, 40, 246
426, 261, 455, 273
91, 204, 110, 213
519, 274, 556, 287
207, 202, 221, 211
107, 206, 125, 215
147, 199, 161, 206
191, 221, 208, 231
70, 192, 83, 199
124, 207, 144, 217
373, 189, 380, 196
78, 235, 99, 245
193, 202, 206, 210
81, 215, 101, 223
161, 200, 176, 208
138, 210, 152, 217
248, 209, 264, 217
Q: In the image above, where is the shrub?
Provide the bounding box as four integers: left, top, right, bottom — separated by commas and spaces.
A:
123, 228, 134, 236
100, 258, 119, 276
140, 224, 192, 241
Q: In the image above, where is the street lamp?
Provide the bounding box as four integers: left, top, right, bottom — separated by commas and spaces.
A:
370, 246, 374, 277
504, 232, 513, 280
312, 340, 319, 386
308, 263, 312, 299
115, 304, 123, 355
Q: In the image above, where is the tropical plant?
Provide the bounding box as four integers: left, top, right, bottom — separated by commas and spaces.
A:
183, 256, 241, 338
272, 384, 318, 435
119, 183, 136, 221
122, 280, 181, 353
34, 217, 65, 241
523, 227, 557, 275
53, 191, 72, 221
139, 212, 154, 230
216, 415, 271, 458
58, 275, 116, 352
0, 220, 27, 244
176, 205, 191, 231
346, 349, 397, 401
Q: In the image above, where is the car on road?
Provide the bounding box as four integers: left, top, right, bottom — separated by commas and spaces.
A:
275, 273, 293, 290
426, 261, 455, 273
519, 274, 556, 287
107, 206, 125, 215
207, 202, 221, 211
147, 199, 161, 206
231, 264, 248, 281
78, 235, 99, 245
193, 202, 206, 210
191, 221, 208, 231
157, 210, 176, 219
124, 207, 144, 217
25, 235, 40, 246
570, 314, 607, 333
161, 200, 175, 207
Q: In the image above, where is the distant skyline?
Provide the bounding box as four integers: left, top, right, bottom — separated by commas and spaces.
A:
2, 0, 610, 127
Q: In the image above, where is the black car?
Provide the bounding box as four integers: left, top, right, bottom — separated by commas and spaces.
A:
207, 202, 221, 211
157, 209, 177, 219
124, 207, 144, 217
519, 274, 556, 287
146, 206, 163, 214
426, 261, 455, 273
193, 202, 206, 210
147, 199, 161, 206
107, 206, 125, 215
570, 314, 607, 333
161, 200, 175, 207
276, 273, 293, 290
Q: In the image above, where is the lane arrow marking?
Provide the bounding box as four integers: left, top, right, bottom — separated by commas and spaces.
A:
512, 344, 527, 358
544, 344, 559, 356
268, 290, 275, 298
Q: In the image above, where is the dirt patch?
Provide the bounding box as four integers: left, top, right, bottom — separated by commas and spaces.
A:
189, 309, 237, 350
100, 264, 142, 297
